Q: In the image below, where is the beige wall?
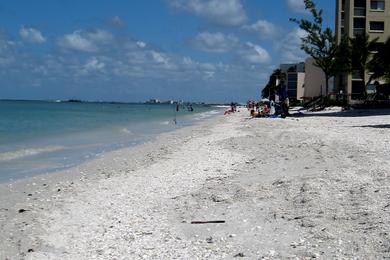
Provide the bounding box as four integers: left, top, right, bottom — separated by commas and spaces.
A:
336, 0, 390, 42
335, 0, 390, 100
304, 58, 327, 98
366, 0, 390, 42
297, 72, 305, 100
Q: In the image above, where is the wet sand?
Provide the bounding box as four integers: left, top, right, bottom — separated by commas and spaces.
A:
1, 108, 390, 259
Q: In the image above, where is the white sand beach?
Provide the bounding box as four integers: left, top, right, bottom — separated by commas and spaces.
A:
1, 108, 390, 259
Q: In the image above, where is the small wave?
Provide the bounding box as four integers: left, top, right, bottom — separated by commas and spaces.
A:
160, 121, 171, 125
119, 128, 134, 135
0, 145, 65, 162
193, 110, 221, 120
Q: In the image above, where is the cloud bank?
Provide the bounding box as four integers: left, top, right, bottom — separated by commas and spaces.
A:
168, 0, 247, 26
19, 26, 46, 43
190, 32, 239, 53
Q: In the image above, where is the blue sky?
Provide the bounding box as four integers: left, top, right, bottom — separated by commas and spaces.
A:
0, 0, 335, 102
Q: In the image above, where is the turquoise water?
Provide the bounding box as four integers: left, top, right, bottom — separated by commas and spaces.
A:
0, 100, 219, 182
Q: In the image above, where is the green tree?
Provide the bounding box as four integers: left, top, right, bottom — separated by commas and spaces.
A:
349, 33, 378, 94
368, 37, 390, 84
334, 35, 352, 74
262, 69, 283, 98
330, 35, 352, 97
290, 0, 343, 96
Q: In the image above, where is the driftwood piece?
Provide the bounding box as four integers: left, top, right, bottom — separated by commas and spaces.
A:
190, 220, 225, 224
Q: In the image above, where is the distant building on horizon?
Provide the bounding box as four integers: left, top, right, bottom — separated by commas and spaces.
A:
146, 98, 160, 104
335, 0, 390, 101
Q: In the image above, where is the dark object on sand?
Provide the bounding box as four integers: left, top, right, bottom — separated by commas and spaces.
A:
190, 220, 225, 224
281, 102, 289, 118
18, 209, 27, 213
206, 237, 214, 243
234, 252, 245, 257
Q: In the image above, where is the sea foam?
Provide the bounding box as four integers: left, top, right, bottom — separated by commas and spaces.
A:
0, 146, 65, 162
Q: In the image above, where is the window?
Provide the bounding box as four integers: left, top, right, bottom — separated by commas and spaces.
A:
370, 21, 384, 31
354, 18, 365, 28
353, 18, 366, 35
368, 42, 384, 52
371, 0, 385, 10
287, 73, 297, 98
354, 0, 366, 8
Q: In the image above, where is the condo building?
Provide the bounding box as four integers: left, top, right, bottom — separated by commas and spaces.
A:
277, 61, 332, 102
279, 62, 306, 101
335, 0, 390, 100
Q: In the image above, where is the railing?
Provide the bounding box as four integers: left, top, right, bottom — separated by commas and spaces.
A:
354, 7, 366, 16
353, 28, 365, 36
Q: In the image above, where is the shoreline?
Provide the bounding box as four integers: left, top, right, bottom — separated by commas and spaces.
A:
0, 112, 229, 258
0, 106, 222, 183
1, 108, 390, 259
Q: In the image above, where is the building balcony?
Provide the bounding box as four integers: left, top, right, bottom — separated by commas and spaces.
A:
353, 27, 365, 36
354, 7, 366, 16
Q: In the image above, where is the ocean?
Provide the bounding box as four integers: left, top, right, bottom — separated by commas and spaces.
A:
0, 100, 220, 182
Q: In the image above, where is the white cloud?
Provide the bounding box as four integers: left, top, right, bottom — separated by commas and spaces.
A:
169, 0, 247, 26
57, 29, 113, 52
86, 30, 113, 44
124, 48, 174, 72
276, 28, 308, 63
0, 25, 273, 102
58, 31, 97, 52
136, 41, 146, 48
243, 20, 281, 40
190, 32, 239, 53
203, 70, 215, 79
19, 26, 46, 43
150, 50, 169, 65
286, 0, 309, 14
239, 42, 271, 64
83, 57, 105, 72
109, 16, 125, 27
0, 34, 17, 66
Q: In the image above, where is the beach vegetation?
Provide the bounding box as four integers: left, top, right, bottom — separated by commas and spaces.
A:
261, 69, 283, 99
349, 33, 378, 95
368, 36, 390, 85
290, 0, 349, 96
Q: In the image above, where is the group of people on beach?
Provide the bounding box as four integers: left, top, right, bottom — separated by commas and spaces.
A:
223, 99, 290, 118
224, 102, 237, 115
247, 99, 290, 118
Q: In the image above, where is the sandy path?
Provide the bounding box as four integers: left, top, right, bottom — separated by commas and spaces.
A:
1, 109, 390, 259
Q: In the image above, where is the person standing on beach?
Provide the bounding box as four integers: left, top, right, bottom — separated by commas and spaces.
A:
281, 99, 289, 118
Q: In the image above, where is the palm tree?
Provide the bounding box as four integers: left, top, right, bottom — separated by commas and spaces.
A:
368, 37, 390, 84
349, 33, 378, 94
333, 35, 352, 95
